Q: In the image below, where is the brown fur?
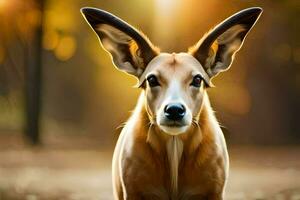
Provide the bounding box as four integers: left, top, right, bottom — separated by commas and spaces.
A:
112, 91, 228, 200
81, 7, 262, 200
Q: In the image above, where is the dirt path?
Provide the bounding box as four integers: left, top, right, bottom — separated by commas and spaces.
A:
0, 146, 299, 200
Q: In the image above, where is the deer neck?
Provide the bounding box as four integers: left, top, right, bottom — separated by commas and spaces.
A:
134, 91, 216, 197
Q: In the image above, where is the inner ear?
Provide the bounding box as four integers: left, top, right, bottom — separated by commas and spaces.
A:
81, 7, 159, 78
96, 24, 147, 76
188, 7, 262, 79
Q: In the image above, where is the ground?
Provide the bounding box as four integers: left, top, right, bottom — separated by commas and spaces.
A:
0, 135, 299, 200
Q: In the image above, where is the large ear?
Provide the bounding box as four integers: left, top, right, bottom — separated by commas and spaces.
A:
189, 7, 262, 81
81, 7, 159, 78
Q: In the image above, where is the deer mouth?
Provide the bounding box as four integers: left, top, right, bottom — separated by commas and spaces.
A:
159, 123, 190, 135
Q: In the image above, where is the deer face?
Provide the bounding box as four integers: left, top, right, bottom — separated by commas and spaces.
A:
81, 7, 262, 135
141, 53, 209, 135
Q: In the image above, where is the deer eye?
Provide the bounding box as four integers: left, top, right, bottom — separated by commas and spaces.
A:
147, 75, 160, 87
191, 75, 203, 88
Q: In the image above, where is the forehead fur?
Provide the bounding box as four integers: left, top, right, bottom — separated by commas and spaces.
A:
138, 53, 211, 86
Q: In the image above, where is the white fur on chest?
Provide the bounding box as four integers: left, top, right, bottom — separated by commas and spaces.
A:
166, 136, 183, 198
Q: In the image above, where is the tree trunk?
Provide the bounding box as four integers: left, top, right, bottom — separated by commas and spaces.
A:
24, 0, 45, 145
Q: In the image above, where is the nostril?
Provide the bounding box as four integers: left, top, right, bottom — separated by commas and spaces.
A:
164, 104, 186, 121
177, 105, 185, 115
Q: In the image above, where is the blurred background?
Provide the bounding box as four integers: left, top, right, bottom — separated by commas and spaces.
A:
0, 0, 299, 199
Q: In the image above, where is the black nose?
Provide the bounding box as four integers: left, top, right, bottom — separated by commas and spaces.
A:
164, 103, 186, 121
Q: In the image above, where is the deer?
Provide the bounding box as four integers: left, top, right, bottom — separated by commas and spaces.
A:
81, 7, 262, 200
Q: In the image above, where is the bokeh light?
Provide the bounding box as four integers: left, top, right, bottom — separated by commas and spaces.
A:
54, 35, 76, 61
43, 29, 59, 50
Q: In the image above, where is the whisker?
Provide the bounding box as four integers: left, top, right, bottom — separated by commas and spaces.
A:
192, 118, 200, 130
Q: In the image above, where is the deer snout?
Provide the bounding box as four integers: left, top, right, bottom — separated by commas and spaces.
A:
157, 102, 192, 135
164, 103, 186, 121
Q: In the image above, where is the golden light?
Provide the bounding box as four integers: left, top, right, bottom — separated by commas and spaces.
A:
54, 35, 77, 61
155, 0, 179, 17
44, 2, 77, 33
153, 0, 181, 49
0, 0, 8, 10
0, 0, 18, 14
43, 30, 59, 50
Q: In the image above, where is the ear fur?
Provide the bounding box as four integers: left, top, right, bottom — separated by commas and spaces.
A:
81, 7, 159, 78
189, 7, 262, 79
